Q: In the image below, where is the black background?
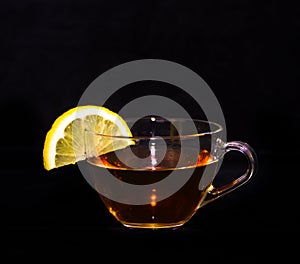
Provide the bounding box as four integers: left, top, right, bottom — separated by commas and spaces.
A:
0, 0, 299, 260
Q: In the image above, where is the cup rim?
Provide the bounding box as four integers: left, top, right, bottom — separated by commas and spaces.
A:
85, 117, 223, 140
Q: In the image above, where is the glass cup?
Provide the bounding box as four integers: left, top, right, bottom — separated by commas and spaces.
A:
80, 117, 257, 229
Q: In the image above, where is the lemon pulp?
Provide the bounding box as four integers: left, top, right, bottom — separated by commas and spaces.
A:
43, 105, 134, 170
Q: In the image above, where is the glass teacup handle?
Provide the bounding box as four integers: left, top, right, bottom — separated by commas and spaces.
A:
201, 141, 258, 207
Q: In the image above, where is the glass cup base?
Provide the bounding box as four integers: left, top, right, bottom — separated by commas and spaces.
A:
122, 220, 187, 229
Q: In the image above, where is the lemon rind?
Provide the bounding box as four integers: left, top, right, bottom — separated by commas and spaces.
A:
43, 105, 133, 170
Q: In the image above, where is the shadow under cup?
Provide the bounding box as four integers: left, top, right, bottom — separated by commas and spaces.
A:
81, 117, 257, 229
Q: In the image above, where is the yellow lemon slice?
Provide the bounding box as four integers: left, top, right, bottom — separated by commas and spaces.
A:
43, 105, 134, 170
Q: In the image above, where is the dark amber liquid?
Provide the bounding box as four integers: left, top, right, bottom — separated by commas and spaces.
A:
87, 146, 218, 228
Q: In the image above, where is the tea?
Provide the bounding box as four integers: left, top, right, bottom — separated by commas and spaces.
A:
87, 146, 219, 228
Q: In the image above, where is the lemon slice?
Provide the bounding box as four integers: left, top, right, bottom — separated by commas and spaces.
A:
43, 105, 134, 171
